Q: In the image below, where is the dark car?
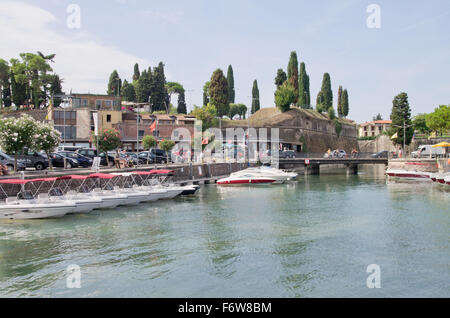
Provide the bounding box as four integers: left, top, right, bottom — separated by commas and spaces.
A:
57, 151, 93, 168
76, 148, 115, 166
371, 150, 389, 158
139, 149, 170, 164
49, 153, 80, 169
0, 151, 26, 171
8, 149, 49, 170
279, 150, 296, 159
125, 152, 145, 165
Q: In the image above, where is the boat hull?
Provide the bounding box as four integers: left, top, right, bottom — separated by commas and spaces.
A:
0, 205, 74, 219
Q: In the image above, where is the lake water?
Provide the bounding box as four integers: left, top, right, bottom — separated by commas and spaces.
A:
0, 168, 449, 297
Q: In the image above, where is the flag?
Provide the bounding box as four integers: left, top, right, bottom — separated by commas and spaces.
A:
149, 120, 156, 133
390, 132, 398, 140
92, 112, 99, 136
201, 137, 209, 145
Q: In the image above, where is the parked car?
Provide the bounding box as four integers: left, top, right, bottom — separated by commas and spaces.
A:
328, 149, 347, 158
57, 146, 83, 152
7, 149, 49, 170
138, 149, 170, 164
0, 151, 26, 171
57, 151, 93, 168
76, 148, 115, 166
279, 150, 297, 159
125, 152, 146, 165
371, 150, 389, 158
49, 153, 80, 169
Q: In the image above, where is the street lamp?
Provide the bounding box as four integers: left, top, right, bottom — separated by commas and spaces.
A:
392, 120, 412, 158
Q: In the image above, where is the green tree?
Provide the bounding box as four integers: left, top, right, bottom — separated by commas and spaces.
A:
159, 139, 175, 164
337, 85, 343, 117
10, 68, 27, 107
91, 128, 121, 166
251, 79, 260, 114
151, 62, 167, 112
373, 113, 383, 121
209, 69, 229, 117
298, 62, 310, 108
107, 70, 121, 96
274, 68, 287, 89
165, 82, 184, 114
133, 63, 140, 81
191, 103, 217, 131
316, 91, 325, 113
0, 59, 10, 108
389, 92, 413, 148
226, 65, 235, 104
33, 121, 61, 170
229, 103, 240, 119
287, 51, 299, 103
318, 73, 333, 110
0, 114, 37, 171
238, 104, 248, 119
328, 107, 336, 120
342, 89, 349, 117
177, 90, 187, 114
203, 81, 210, 106
411, 114, 430, 134
135, 68, 152, 103
121, 79, 136, 102
275, 82, 295, 112
426, 105, 450, 136
142, 134, 157, 164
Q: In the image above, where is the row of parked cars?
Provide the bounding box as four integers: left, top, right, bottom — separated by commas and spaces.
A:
0, 147, 172, 171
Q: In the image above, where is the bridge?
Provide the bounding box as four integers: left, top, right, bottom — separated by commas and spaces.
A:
278, 155, 388, 175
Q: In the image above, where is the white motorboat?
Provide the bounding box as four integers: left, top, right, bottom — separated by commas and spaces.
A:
111, 173, 161, 203
88, 173, 130, 207
217, 174, 276, 185
0, 179, 75, 219
229, 166, 298, 184
35, 176, 102, 214
385, 169, 432, 180
131, 170, 183, 199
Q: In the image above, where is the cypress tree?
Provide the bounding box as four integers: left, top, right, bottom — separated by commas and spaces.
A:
209, 69, 229, 117
319, 73, 333, 110
133, 63, 140, 81
177, 90, 187, 114
342, 89, 349, 117
252, 79, 260, 114
151, 62, 167, 112
298, 62, 310, 108
287, 51, 299, 103
203, 81, 210, 106
337, 85, 343, 117
2, 81, 11, 107
10, 71, 27, 107
226, 65, 235, 104
107, 70, 121, 96
274, 68, 287, 89
121, 79, 136, 102
390, 92, 413, 147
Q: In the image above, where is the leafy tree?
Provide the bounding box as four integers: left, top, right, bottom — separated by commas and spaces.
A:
287, 51, 299, 103
251, 79, 260, 114
334, 119, 342, 136
1, 82, 11, 107
318, 73, 333, 110
0, 59, 10, 108
389, 92, 413, 148
209, 69, 229, 117
107, 70, 121, 96
151, 62, 167, 112
411, 114, 430, 134
342, 89, 349, 117
159, 139, 175, 164
426, 105, 450, 136
328, 107, 336, 120
238, 104, 248, 119
10, 68, 27, 107
275, 68, 287, 89
298, 62, 310, 108
91, 128, 121, 166
373, 113, 383, 121
177, 90, 187, 114
203, 81, 210, 106
121, 79, 136, 102
337, 85, 343, 117
191, 103, 217, 131
165, 82, 184, 114
133, 63, 140, 81
316, 91, 325, 113
49, 74, 63, 107
0, 114, 37, 171
229, 103, 240, 119
275, 82, 295, 112
33, 121, 61, 170
226, 65, 235, 104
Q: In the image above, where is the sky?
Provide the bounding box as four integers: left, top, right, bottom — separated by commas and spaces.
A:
0, 0, 449, 123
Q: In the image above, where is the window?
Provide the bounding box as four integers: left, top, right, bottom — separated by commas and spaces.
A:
104, 100, 112, 107
365, 132, 368, 137
95, 100, 102, 109
106, 114, 111, 123
82, 99, 88, 106
152, 130, 160, 137
138, 130, 145, 137
372, 132, 375, 137
364, 126, 367, 131
72, 98, 81, 108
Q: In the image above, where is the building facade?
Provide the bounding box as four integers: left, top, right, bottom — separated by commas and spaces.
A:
358, 120, 392, 137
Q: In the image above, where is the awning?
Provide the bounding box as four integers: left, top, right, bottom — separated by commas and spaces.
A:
432, 142, 450, 148
89, 173, 117, 179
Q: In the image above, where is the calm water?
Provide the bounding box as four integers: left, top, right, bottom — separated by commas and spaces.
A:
0, 168, 449, 297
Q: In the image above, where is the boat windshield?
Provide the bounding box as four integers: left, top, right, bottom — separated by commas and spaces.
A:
17, 191, 34, 200
78, 185, 90, 193
104, 184, 114, 191
49, 188, 64, 197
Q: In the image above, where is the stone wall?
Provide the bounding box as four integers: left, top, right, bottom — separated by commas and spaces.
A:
358, 135, 397, 153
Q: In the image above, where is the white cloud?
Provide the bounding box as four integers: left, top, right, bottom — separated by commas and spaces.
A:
0, 1, 150, 94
